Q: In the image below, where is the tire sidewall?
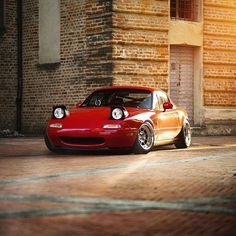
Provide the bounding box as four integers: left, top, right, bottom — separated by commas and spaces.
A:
175, 120, 191, 148
183, 121, 191, 147
133, 122, 154, 154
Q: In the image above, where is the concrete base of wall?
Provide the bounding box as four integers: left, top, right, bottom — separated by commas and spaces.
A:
192, 125, 236, 136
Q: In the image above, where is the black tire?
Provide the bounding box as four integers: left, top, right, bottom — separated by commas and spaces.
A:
174, 121, 191, 149
44, 133, 64, 153
133, 122, 154, 154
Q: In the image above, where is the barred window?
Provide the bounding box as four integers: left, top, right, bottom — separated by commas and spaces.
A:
0, 0, 5, 31
170, 0, 199, 21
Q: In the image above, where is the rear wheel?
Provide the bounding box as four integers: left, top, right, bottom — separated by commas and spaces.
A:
175, 121, 191, 149
133, 122, 154, 154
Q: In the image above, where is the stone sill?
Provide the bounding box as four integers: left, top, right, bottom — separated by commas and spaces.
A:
191, 125, 236, 136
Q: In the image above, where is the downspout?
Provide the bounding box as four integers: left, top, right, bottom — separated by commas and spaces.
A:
16, 0, 23, 133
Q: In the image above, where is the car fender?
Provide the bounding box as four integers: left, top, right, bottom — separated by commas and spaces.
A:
124, 113, 154, 130
178, 109, 189, 127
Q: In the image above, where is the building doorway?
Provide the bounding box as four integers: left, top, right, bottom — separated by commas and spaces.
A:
170, 45, 194, 124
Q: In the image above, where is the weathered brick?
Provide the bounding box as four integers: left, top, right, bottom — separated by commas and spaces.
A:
0, 0, 236, 134
0, 1, 17, 130
203, 1, 236, 107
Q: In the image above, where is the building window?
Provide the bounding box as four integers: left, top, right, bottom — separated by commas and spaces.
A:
39, 0, 60, 64
0, 0, 5, 32
170, 0, 199, 21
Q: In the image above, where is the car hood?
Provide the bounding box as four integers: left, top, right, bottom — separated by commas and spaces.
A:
69, 106, 150, 118
51, 107, 152, 129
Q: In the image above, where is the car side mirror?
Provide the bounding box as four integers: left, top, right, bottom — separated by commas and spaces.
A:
76, 102, 82, 108
163, 102, 173, 111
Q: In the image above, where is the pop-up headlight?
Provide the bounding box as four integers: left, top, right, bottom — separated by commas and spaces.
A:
52, 105, 68, 119
111, 107, 128, 120
112, 108, 123, 120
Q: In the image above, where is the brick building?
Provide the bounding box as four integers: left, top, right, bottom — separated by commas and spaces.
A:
0, 0, 236, 135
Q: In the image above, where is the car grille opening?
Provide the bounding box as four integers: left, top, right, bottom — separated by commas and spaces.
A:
61, 137, 105, 145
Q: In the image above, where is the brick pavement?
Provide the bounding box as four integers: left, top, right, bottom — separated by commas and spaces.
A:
0, 136, 236, 235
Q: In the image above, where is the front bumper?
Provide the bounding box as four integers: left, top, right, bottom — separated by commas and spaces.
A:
47, 127, 137, 150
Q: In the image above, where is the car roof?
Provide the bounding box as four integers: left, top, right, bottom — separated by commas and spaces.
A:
95, 85, 162, 93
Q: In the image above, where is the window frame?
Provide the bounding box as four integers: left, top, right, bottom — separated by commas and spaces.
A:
170, 0, 199, 22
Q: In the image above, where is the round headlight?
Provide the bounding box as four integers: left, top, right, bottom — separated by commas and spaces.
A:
112, 108, 123, 120
53, 107, 65, 119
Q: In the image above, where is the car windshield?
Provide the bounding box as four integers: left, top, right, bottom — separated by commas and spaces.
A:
82, 89, 152, 109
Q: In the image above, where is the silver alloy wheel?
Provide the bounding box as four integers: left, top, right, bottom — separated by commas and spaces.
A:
138, 124, 154, 150
184, 123, 191, 147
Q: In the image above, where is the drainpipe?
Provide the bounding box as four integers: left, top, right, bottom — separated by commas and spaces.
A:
16, 0, 23, 133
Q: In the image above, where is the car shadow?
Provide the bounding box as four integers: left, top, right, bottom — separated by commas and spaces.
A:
47, 144, 177, 157
51, 148, 133, 157
0, 145, 177, 159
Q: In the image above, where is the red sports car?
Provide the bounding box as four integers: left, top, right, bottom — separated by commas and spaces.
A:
45, 86, 191, 154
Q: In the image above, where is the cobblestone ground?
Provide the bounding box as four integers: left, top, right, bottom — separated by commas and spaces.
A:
0, 136, 236, 236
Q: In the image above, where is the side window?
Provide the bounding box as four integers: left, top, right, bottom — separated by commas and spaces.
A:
155, 92, 169, 111
0, 0, 5, 33
154, 94, 162, 110
153, 92, 160, 110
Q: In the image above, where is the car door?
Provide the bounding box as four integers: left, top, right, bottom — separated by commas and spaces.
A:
153, 91, 181, 141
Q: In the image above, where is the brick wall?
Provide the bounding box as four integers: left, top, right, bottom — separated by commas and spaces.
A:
21, 0, 169, 134
203, 0, 236, 107
22, 0, 113, 134
1, 0, 236, 134
112, 0, 169, 91
0, 0, 17, 130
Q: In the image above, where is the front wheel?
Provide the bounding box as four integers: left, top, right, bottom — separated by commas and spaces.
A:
133, 122, 154, 154
44, 133, 65, 154
174, 121, 191, 149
